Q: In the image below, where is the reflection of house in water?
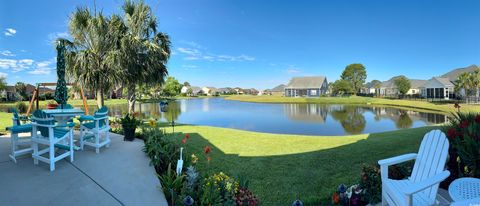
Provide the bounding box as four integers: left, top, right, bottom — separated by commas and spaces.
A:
202, 98, 209, 112
283, 104, 328, 123
369, 107, 447, 125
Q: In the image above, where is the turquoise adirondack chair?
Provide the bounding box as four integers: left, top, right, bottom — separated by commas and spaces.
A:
31, 110, 74, 171
378, 130, 450, 206
79, 106, 110, 154
6, 109, 33, 163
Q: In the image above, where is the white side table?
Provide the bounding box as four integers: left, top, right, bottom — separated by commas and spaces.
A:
449, 177, 480, 202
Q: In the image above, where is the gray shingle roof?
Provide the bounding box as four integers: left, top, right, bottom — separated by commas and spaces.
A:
441, 64, 479, 82
285, 76, 326, 89
433, 77, 454, 87
380, 76, 426, 89
271, 84, 286, 92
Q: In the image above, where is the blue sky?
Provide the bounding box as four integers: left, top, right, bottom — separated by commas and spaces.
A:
0, 0, 479, 89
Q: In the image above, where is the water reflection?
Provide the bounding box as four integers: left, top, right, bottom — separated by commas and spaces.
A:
284, 104, 447, 135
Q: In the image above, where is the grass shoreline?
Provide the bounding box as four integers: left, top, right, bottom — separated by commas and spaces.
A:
224, 95, 479, 114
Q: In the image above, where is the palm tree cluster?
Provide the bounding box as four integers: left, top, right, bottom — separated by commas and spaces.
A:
455, 70, 480, 98
60, 0, 170, 112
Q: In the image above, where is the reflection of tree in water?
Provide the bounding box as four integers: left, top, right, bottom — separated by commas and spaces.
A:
330, 106, 366, 134
162, 101, 181, 122
396, 112, 413, 129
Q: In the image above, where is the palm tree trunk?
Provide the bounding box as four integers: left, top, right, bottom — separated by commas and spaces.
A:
96, 89, 104, 108
127, 83, 136, 113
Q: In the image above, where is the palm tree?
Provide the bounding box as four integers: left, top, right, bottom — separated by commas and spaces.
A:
120, 0, 171, 113
471, 70, 480, 98
455, 72, 471, 98
62, 8, 126, 108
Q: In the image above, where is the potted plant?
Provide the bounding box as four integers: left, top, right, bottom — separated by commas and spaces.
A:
120, 113, 141, 141
46, 100, 58, 109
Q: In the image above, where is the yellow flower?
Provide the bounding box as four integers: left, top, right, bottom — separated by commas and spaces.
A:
191, 154, 198, 164
148, 119, 157, 127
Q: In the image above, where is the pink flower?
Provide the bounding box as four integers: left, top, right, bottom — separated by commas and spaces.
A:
182, 138, 187, 144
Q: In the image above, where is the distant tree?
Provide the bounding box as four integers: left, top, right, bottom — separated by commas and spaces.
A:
0, 76, 6, 92
394, 76, 411, 97
183, 81, 190, 87
341, 63, 367, 94
186, 87, 193, 96
455, 72, 472, 97
162, 76, 181, 97
15, 82, 28, 100
470, 70, 480, 97
331, 79, 354, 95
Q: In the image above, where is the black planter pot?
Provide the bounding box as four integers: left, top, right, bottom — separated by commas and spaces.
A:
123, 127, 136, 141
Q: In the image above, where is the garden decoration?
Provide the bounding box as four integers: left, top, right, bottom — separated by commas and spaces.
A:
159, 100, 175, 133
338, 184, 348, 205
176, 147, 184, 176
292, 199, 303, 206
183, 196, 194, 206
54, 40, 69, 108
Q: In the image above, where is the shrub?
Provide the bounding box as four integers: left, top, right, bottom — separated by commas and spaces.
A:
359, 164, 381, 204
143, 126, 179, 174
15, 102, 27, 113
443, 112, 480, 180
201, 172, 238, 206
158, 163, 184, 205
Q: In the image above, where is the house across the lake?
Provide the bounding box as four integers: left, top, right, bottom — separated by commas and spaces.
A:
420, 77, 455, 99
284, 76, 328, 97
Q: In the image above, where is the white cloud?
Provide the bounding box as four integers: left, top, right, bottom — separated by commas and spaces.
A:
29, 58, 55, 75
0, 72, 7, 77
0, 50, 15, 57
176, 47, 255, 62
29, 67, 52, 75
0, 57, 53, 74
48, 32, 70, 42
4, 28, 16, 36
286, 66, 301, 74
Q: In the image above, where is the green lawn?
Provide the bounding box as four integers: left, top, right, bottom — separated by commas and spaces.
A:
0, 112, 11, 133
225, 95, 480, 113
165, 124, 436, 205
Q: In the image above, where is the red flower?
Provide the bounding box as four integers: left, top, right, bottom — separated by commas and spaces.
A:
460, 120, 470, 129
475, 115, 480, 124
182, 138, 187, 144
204, 146, 212, 154
447, 128, 457, 139
332, 192, 340, 204
185, 134, 190, 139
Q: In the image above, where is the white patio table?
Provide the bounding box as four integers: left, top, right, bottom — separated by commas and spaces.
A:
449, 177, 480, 203
42, 108, 85, 150
43, 108, 85, 125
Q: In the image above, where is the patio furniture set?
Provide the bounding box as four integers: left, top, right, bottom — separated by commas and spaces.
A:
7, 105, 110, 171
379, 129, 480, 205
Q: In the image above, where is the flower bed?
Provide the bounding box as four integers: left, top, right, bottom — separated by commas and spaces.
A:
142, 123, 259, 205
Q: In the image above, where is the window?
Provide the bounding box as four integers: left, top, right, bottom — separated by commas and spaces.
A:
310, 89, 317, 96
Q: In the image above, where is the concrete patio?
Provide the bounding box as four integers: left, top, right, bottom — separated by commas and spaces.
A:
0, 132, 167, 206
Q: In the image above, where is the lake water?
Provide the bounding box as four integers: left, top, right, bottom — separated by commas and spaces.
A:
2, 98, 447, 136
126, 98, 446, 136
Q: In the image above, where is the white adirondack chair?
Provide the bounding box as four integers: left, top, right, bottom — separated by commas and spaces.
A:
378, 129, 450, 206
31, 110, 74, 172
79, 106, 110, 154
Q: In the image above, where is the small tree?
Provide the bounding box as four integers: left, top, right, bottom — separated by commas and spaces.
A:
0, 76, 6, 101
162, 76, 181, 97
15, 82, 28, 100
394, 76, 411, 97
371, 80, 382, 96
332, 79, 354, 96
183, 81, 190, 87
341, 63, 367, 94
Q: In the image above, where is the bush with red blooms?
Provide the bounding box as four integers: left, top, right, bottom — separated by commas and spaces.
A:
235, 188, 258, 206
443, 111, 480, 188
